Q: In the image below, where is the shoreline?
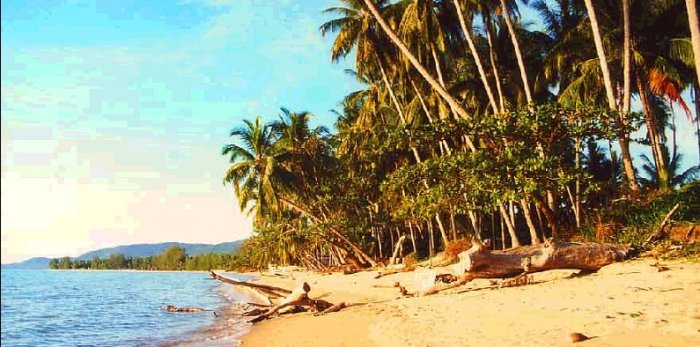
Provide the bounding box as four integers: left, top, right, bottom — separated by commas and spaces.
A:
236, 258, 700, 346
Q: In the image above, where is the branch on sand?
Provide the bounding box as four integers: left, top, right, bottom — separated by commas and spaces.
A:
209, 271, 345, 323
403, 237, 631, 296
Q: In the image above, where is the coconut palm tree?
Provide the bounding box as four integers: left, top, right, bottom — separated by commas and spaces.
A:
686, 0, 700, 88
361, 0, 476, 127
452, 0, 499, 113
499, 0, 534, 105
222, 116, 288, 226
583, 0, 640, 192
320, 0, 408, 124
639, 144, 700, 189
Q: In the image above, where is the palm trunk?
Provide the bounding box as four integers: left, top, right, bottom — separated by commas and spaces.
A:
636, 75, 669, 190
279, 197, 377, 267
500, 211, 506, 250
408, 221, 418, 255
535, 198, 559, 241
498, 201, 520, 248
484, 16, 506, 113
584, 0, 640, 192
584, 0, 617, 111
622, 0, 631, 116
686, 0, 700, 88
410, 77, 434, 123
377, 55, 407, 125
499, 0, 533, 105
694, 85, 700, 162
520, 199, 540, 245
453, 0, 499, 114
362, 0, 473, 124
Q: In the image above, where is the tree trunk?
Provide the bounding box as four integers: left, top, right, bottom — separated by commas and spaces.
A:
622, 0, 632, 116
361, 0, 474, 125
377, 55, 407, 125
408, 221, 418, 255
686, 0, 700, 89
499, 0, 533, 105
453, 0, 499, 114
535, 198, 559, 241
520, 199, 540, 245
484, 15, 506, 113
695, 85, 700, 162
636, 75, 669, 190
584, 0, 617, 111
390, 235, 407, 265
584, 0, 640, 192
498, 201, 521, 247
279, 197, 377, 267
415, 238, 631, 296
454, 238, 630, 278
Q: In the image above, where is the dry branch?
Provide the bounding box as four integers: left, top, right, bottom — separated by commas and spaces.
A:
644, 203, 680, 246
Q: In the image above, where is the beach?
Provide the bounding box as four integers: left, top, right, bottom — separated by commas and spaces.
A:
236, 258, 700, 346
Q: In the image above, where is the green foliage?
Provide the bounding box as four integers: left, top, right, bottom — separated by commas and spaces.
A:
589, 181, 700, 246
48, 248, 240, 271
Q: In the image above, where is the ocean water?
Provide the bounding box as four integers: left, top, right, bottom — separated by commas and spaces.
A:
1, 270, 251, 347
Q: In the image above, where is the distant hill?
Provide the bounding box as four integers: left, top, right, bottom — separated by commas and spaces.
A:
1, 257, 52, 270
75, 241, 243, 260
1, 240, 244, 269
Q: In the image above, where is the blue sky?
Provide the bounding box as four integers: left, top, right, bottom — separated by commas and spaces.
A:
1, 0, 361, 263
1, 0, 698, 263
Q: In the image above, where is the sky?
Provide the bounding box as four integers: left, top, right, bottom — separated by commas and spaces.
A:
1, 0, 361, 263
1, 1, 698, 264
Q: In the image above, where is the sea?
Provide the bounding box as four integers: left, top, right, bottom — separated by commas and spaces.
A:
1, 270, 253, 347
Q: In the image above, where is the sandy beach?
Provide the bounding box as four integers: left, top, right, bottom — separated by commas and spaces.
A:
238, 258, 700, 346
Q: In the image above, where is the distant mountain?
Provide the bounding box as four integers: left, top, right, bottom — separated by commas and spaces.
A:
1, 241, 244, 269
75, 241, 243, 260
1, 257, 52, 270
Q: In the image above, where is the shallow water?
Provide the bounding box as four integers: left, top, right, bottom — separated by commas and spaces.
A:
1, 270, 250, 347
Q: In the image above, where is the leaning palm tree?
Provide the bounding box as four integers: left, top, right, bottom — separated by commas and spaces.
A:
361, 0, 475, 127
222, 116, 288, 226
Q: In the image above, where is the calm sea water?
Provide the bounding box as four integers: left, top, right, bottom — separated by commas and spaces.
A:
1, 270, 251, 347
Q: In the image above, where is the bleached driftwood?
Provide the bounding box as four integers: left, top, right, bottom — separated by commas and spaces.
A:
208, 271, 345, 323
413, 237, 631, 296
248, 282, 337, 323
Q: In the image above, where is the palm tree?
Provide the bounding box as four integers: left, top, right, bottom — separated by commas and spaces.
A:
499, 0, 533, 105
686, 0, 700, 88
639, 145, 700, 189
320, 0, 407, 124
452, 0, 500, 113
222, 116, 285, 226
361, 0, 475, 129
583, 0, 640, 192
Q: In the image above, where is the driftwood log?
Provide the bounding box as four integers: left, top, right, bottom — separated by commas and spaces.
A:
209, 271, 341, 323
415, 238, 631, 296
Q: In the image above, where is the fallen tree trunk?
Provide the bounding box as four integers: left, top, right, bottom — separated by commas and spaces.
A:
209, 270, 291, 298
416, 238, 631, 296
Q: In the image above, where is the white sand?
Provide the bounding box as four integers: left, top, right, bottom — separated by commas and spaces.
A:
239, 258, 700, 346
